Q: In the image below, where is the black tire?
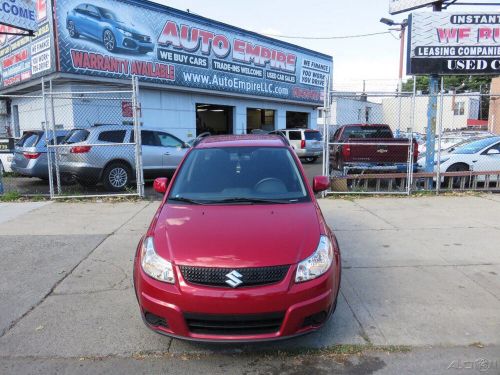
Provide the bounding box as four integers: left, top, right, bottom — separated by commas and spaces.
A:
445, 163, 470, 189
67, 21, 79, 38
103, 30, 116, 52
102, 162, 131, 192
304, 156, 318, 164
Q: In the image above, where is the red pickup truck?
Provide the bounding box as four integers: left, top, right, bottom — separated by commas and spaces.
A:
329, 124, 419, 174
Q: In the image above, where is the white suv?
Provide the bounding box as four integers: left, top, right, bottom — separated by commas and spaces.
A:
269, 128, 323, 163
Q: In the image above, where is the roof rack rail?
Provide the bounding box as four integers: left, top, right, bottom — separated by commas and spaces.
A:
192, 132, 211, 147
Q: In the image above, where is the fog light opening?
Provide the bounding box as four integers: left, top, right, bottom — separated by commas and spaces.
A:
302, 311, 328, 328
144, 312, 168, 328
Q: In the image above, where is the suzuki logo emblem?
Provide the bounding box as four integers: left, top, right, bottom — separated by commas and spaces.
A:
225, 270, 243, 288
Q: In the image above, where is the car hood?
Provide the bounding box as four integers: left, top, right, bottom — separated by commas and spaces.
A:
152, 203, 321, 268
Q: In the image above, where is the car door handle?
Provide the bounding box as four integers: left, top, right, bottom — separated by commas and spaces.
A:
164, 152, 171, 156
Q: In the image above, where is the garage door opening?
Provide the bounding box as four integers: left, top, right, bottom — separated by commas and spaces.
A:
247, 108, 275, 133
196, 104, 234, 135
286, 111, 309, 129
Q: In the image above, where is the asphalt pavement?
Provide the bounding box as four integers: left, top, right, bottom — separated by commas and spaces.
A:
0, 193, 499, 374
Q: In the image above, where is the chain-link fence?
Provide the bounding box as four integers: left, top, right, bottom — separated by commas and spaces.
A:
0, 77, 144, 199
322, 90, 500, 195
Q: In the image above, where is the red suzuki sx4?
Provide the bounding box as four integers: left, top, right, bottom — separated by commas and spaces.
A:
133, 134, 341, 342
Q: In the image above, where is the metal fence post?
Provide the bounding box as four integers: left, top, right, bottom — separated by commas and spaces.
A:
42, 78, 55, 199
132, 76, 144, 198
407, 77, 417, 195
436, 77, 445, 195
49, 80, 62, 195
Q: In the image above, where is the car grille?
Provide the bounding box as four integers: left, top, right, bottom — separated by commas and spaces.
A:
133, 33, 151, 42
179, 265, 290, 288
184, 312, 284, 335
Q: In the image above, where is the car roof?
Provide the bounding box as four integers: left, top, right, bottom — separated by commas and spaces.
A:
194, 134, 289, 149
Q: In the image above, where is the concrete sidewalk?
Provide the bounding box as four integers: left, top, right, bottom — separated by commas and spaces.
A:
0, 195, 499, 373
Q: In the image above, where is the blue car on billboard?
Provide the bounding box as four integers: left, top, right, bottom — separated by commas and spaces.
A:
66, 3, 154, 54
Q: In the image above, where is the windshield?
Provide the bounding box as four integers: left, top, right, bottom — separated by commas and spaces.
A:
452, 137, 500, 154
62, 129, 90, 144
168, 147, 310, 204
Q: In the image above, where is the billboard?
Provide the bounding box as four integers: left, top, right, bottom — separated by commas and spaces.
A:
0, 0, 54, 89
389, 0, 437, 15
55, 0, 332, 105
408, 12, 500, 75
0, 0, 38, 32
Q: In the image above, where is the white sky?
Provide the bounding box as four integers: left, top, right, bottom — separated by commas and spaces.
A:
153, 0, 500, 92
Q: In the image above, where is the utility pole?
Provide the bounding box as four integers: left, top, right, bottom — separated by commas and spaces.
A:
424, 1, 443, 173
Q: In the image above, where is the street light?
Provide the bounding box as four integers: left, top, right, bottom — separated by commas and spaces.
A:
380, 17, 408, 93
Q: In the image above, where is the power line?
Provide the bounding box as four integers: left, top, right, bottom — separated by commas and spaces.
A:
263, 31, 392, 40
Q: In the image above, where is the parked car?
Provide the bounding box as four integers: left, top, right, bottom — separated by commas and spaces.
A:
269, 128, 323, 163
0, 137, 15, 173
11, 130, 70, 181
133, 134, 341, 341
329, 124, 419, 174
418, 131, 493, 154
58, 125, 189, 191
66, 4, 154, 54
418, 136, 500, 185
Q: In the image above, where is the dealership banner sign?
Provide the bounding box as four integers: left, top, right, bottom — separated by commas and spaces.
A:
389, 0, 436, 15
0, 0, 54, 89
408, 12, 500, 75
0, 0, 37, 32
55, 0, 332, 104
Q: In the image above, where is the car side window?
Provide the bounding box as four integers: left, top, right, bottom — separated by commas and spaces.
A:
98, 130, 126, 143
141, 131, 158, 146
86, 5, 100, 18
487, 142, 500, 153
156, 132, 183, 148
288, 131, 301, 141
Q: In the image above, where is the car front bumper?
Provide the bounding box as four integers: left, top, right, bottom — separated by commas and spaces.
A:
295, 149, 323, 158
134, 246, 340, 342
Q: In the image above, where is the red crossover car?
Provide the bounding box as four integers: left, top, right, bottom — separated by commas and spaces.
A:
133, 134, 341, 342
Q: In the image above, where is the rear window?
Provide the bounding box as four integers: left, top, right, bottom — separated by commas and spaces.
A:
305, 131, 322, 141
288, 131, 301, 140
342, 126, 393, 140
16, 132, 42, 147
62, 129, 90, 144
98, 130, 126, 143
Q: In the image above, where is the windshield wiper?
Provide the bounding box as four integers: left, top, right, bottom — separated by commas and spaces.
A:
168, 197, 207, 205
207, 197, 294, 205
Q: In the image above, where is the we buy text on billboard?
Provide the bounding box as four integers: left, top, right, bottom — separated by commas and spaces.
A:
56, 0, 332, 104
408, 12, 500, 75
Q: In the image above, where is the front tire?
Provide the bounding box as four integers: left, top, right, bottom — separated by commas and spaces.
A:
102, 162, 131, 192
103, 30, 116, 52
67, 21, 79, 38
445, 163, 470, 189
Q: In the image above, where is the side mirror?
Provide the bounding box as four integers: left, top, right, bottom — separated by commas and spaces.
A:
487, 148, 500, 155
153, 177, 168, 194
183, 142, 191, 148
313, 176, 330, 193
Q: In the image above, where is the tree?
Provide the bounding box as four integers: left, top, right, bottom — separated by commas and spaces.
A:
402, 75, 492, 94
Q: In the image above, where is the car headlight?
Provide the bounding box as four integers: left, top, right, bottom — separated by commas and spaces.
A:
118, 28, 133, 37
140, 237, 175, 283
295, 236, 334, 283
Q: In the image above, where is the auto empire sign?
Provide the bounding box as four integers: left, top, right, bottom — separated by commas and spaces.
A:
408, 12, 500, 75
0, 0, 53, 89
0, 0, 37, 32
56, 0, 332, 105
